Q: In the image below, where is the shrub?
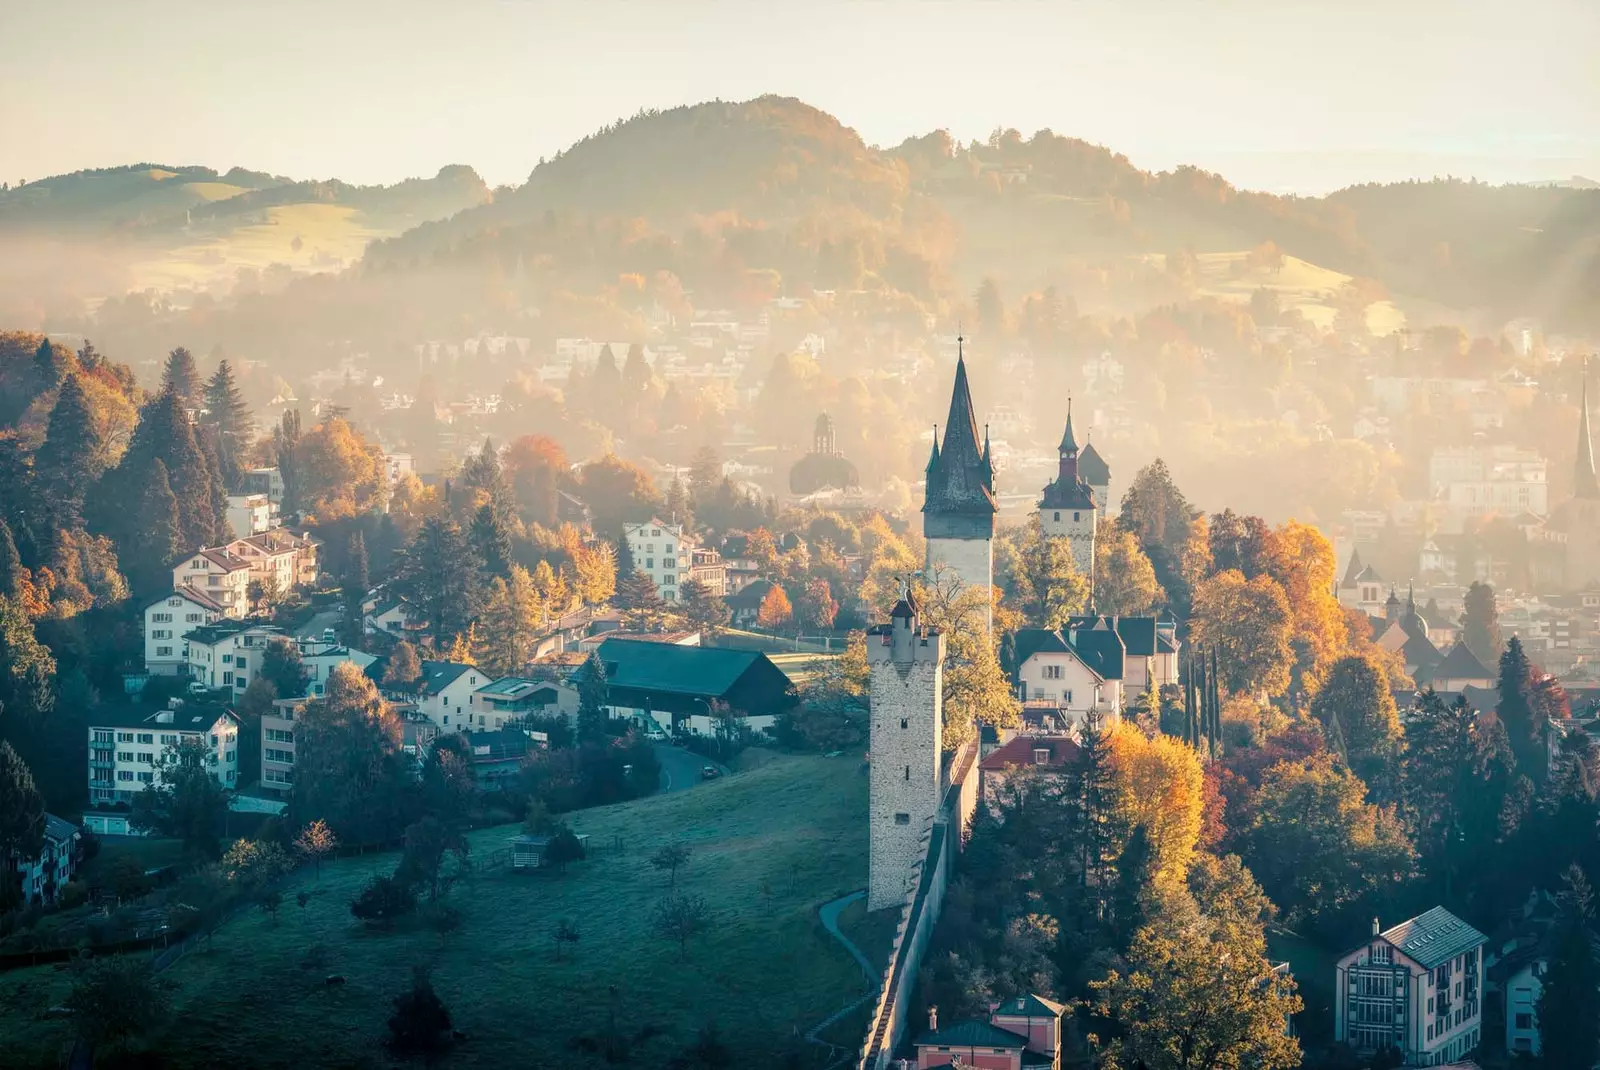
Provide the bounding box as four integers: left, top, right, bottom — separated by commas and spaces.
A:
387, 965, 452, 1055
350, 875, 416, 923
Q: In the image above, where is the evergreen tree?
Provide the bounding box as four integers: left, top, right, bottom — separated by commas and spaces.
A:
394, 514, 472, 645
590, 345, 622, 408
1073, 707, 1116, 909
109, 389, 223, 552
622, 342, 655, 397
127, 460, 182, 594
1311, 654, 1402, 791
664, 475, 692, 527
614, 534, 636, 576
201, 359, 255, 488
340, 532, 369, 647
460, 437, 512, 521
1537, 865, 1600, 1069
1496, 636, 1546, 779
0, 741, 45, 908
160, 347, 202, 407
34, 373, 103, 536
0, 518, 20, 599
468, 502, 513, 582
473, 567, 544, 677
274, 409, 302, 515
615, 569, 664, 611
1460, 581, 1501, 667
679, 578, 731, 633
194, 426, 231, 546
687, 446, 721, 502
576, 652, 610, 742
1110, 825, 1154, 948
32, 338, 65, 393
1208, 646, 1223, 757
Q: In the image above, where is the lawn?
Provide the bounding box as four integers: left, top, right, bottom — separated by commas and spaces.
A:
0, 754, 871, 1068
1194, 250, 1408, 336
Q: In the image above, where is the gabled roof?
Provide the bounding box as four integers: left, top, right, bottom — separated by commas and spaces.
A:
1354, 564, 1384, 584
1377, 906, 1487, 970
726, 579, 774, 610
1038, 473, 1096, 511
1341, 549, 1366, 588
1077, 440, 1110, 486
1401, 631, 1443, 670
590, 637, 773, 698
980, 735, 1081, 772
1432, 642, 1492, 681
914, 1019, 1027, 1050
1013, 627, 1072, 670
177, 548, 251, 573
419, 661, 475, 693
475, 676, 544, 697
992, 993, 1067, 1018
1071, 615, 1159, 658
143, 586, 226, 614
42, 813, 78, 844
1070, 620, 1126, 682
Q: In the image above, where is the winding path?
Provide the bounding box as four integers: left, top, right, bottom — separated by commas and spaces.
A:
807, 889, 878, 1069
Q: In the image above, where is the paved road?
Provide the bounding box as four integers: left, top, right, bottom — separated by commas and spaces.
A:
806, 889, 878, 1067
654, 743, 727, 793
295, 608, 342, 643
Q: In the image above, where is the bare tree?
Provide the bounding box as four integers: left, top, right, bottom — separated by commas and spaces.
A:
652, 894, 709, 960
649, 842, 692, 888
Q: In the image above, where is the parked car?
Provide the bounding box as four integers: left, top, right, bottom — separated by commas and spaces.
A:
700, 765, 721, 781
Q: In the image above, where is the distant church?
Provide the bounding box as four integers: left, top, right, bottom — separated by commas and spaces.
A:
1037, 398, 1106, 596
788, 413, 860, 497
1554, 361, 1600, 589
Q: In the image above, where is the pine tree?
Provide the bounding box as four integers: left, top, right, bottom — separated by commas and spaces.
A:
1074, 707, 1116, 910
340, 532, 369, 647
1183, 655, 1199, 746
614, 534, 636, 576
1460, 581, 1501, 667
576, 652, 610, 741
161, 347, 202, 408
1496, 636, 1545, 779
1537, 865, 1600, 1069
193, 426, 231, 546
0, 518, 19, 599
590, 345, 622, 408
468, 503, 513, 582
473, 567, 544, 677
665, 476, 691, 527
110, 389, 222, 552
274, 410, 302, 515
615, 569, 663, 611
32, 338, 64, 393
1208, 646, 1223, 758
202, 359, 255, 489
129, 460, 182, 594
460, 437, 512, 521
34, 373, 103, 536
394, 514, 472, 645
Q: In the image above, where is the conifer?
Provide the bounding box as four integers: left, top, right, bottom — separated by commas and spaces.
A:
161, 347, 202, 407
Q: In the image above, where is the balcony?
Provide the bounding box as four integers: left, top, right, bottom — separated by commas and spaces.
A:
90, 758, 115, 770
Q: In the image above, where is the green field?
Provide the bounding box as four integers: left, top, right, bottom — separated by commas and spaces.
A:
0, 754, 871, 1068
1194, 251, 1407, 336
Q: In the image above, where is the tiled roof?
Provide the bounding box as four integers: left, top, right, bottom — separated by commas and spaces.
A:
1431, 643, 1492, 680
1378, 906, 1487, 969
179, 548, 251, 573
589, 637, 768, 698
980, 736, 1080, 772
419, 661, 475, 693
143, 586, 226, 614
993, 993, 1067, 1018
1070, 621, 1125, 682
914, 1019, 1027, 1049
42, 814, 78, 844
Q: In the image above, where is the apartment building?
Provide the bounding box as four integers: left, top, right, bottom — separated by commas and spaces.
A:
1335, 907, 1486, 1066
624, 518, 692, 601
12, 814, 80, 905
260, 697, 305, 795
141, 587, 226, 675
183, 621, 286, 693
172, 548, 252, 619
85, 701, 240, 832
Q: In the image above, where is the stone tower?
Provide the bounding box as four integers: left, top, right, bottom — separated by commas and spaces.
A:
867, 591, 946, 911
1038, 398, 1098, 593
1567, 360, 1600, 588
923, 338, 999, 635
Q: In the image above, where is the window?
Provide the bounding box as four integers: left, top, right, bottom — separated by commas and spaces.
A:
117, 751, 135, 762
152, 613, 173, 623
117, 770, 134, 782
1043, 664, 1063, 680
137, 733, 153, 744
137, 771, 154, 783
900, 718, 908, 729
1515, 1012, 1532, 1030
1033, 748, 1050, 765
1053, 511, 1061, 521
160, 734, 177, 746
664, 558, 676, 569
265, 748, 294, 764
156, 646, 173, 657
266, 729, 294, 743
222, 671, 233, 686
137, 753, 153, 764
92, 731, 112, 744
904, 765, 910, 781
1073, 511, 1081, 521
894, 813, 910, 825
646, 558, 655, 569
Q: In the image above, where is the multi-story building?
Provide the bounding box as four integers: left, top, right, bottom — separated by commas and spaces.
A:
142, 587, 226, 675
1013, 623, 1126, 725
12, 814, 80, 905
224, 531, 300, 599
225, 493, 275, 539
378, 661, 489, 733
687, 546, 728, 596
242, 466, 285, 509
172, 548, 253, 619
1334, 907, 1486, 1066
260, 698, 305, 795
85, 701, 240, 831
467, 676, 577, 731
624, 518, 693, 602
183, 621, 286, 694
1428, 445, 1549, 519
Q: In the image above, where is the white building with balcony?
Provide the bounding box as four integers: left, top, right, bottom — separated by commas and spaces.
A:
84, 702, 240, 832
142, 587, 226, 675
172, 548, 252, 619
624, 518, 696, 602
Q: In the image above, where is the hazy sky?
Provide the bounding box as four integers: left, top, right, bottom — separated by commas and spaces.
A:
3, 0, 1596, 194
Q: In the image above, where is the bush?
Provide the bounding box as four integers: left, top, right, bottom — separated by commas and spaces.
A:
57, 880, 90, 911
387, 965, 452, 1055
351, 875, 417, 923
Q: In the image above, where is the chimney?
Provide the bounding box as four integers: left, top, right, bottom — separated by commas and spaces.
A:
928, 1006, 938, 1032
1372, 917, 1381, 937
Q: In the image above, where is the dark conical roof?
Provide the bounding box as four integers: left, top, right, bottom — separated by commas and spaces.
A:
1078, 439, 1110, 485
1059, 398, 1079, 454
1577, 361, 1599, 500
924, 347, 997, 517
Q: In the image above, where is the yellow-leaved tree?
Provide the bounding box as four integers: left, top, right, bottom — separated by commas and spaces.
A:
1105, 725, 1205, 889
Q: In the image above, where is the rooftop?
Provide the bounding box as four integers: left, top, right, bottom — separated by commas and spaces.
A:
590, 637, 773, 698
1377, 906, 1488, 969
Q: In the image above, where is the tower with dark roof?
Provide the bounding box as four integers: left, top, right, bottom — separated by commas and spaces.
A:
923, 339, 998, 634
1039, 397, 1098, 595
1577, 360, 1598, 501
1564, 359, 1600, 590
1079, 436, 1112, 513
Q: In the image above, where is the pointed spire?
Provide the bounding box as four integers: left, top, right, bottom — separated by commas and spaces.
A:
925, 424, 940, 474
1577, 358, 1599, 500
1059, 395, 1079, 455
924, 343, 997, 518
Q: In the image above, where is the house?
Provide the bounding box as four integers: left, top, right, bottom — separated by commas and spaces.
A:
260, 698, 304, 795
172, 548, 253, 619
687, 546, 729, 596
365, 598, 417, 638
242, 466, 285, 508
388, 661, 488, 733
225, 493, 274, 539
726, 579, 775, 627
85, 701, 241, 828
142, 587, 226, 675
1013, 625, 1125, 726
1067, 615, 1178, 692
468, 677, 578, 730
1334, 907, 1486, 1066
462, 729, 533, 790
581, 637, 796, 735
1419, 644, 1495, 692
183, 620, 286, 693
912, 994, 1065, 1069
12, 814, 80, 905
979, 734, 1080, 808
224, 531, 300, 599
301, 645, 378, 697
624, 518, 697, 602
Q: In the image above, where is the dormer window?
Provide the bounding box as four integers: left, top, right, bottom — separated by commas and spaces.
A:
1033, 748, 1049, 765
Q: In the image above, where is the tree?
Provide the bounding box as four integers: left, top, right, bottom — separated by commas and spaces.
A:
351, 874, 416, 922
161, 347, 202, 407
653, 892, 710, 959
0, 741, 45, 906
129, 738, 230, 858
795, 577, 839, 631
687, 446, 721, 502
504, 434, 567, 527
294, 819, 338, 880
1497, 636, 1558, 780
1106, 725, 1206, 889
1537, 865, 1600, 1070
756, 584, 793, 630
650, 843, 693, 887
915, 567, 1021, 748
474, 567, 545, 677
384, 640, 422, 691
260, 637, 308, 698
220, 837, 292, 889
0, 593, 55, 726
386, 965, 453, 1056
1401, 690, 1517, 893
468, 501, 513, 581
34, 373, 104, 535
201, 359, 255, 488
1241, 754, 1415, 926
544, 827, 586, 874
1310, 654, 1403, 790
578, 454, 663, 536
66, 955, 172, 1051
679, 578, 731, 633
393, 514, 473, 644
0, 519, 18, 599
397, 815, 469, 903
1190, 570, 1294, 698
105, 388, 224, 552
553, 918, 581, 961
576, 653, 610, 742
273, 409, 302, 514
1094, 519, 1165, 616
1460, 581, 1501, 667
292, 663, 417, 845
125, 459, 182, 594
974, 276, 1006, 336
1005, 518, 1090, 628
340, 530, 369, 647
614, 568, 664, 612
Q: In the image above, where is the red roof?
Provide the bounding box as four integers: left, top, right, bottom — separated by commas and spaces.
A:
979, 734, 1080, 772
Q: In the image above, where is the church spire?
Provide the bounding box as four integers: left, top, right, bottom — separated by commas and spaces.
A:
1059, 395, 1079, 455
923, 338, 997, 518
1578, 358, 1599, 500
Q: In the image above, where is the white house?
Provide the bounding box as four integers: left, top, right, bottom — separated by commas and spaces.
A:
301, 645, 378, 697
398, 661, 489, 733
85, 702, 241, 829
12, 814, 80, 904
624, 518, 694, 602
1012, 626, 1126, 727
225, 493, 274, 539
1334, 907, 1485, 1066
172, 548, 253, 619
142, 587, 226, 676
224, 532, 298, 600
468, 677, 579, 731
183, 621, 286, 693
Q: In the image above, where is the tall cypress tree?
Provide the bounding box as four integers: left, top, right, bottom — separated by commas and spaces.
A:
194, 426, 231, 545
33, 373, 102, 537
1496, 636, 1543, 779
1208, 646, 1223, 757
1074, 706, 1116, 912
469, 503, 513, 582
161, 347, 202, 408
1184, 654, 1198, 746
202, 359, 254, 490
274, 410, 302, 515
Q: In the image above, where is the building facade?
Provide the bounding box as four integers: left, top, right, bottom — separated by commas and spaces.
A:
142, 587, 225, 676
86, 703, 240, 814
1037, 399, 1098, 588
1334, 907, 1486, 1066
923, 342, 998, 636
867, 593, 946, 911
624, 518, 693, 602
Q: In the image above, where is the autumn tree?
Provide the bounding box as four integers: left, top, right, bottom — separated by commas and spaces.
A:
292, 417, 387, 521
756, 584, 793, 630
474, 566, 545, 677
291, 663, 417, 845
1190, 570, 1293, 698
578, 454, 663, 537
384, 640, 422, 690
795, 577, 839, 631
1105, 725, 1205, 889
1003, 518, 1090, 628
917, 569, 1021, 749
1093, 518, 1165, 616
504, 434, 568, 527
1310, 654, 1403, 791
1118, 459, 1202, 617
294, 819, 338, 879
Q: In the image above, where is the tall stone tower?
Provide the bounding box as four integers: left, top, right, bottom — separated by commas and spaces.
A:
867, 591, 946, 911
923, 339, 998, 635
1038, 398, 1098, 592
1566, 360, 1600, 588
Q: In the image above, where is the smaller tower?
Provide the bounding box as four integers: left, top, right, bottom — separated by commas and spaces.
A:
1577, 358, 1599, 501
1078, 435, 1112, 514
813, 412, 838, 456
867, 589, 946, 911
1039, 398, 1098, 593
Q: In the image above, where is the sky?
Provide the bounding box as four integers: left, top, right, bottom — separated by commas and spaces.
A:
2, 0, 1597, 194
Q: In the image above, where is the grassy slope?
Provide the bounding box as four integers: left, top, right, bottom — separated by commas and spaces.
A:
0, 754, 869, 1068
1195, 251, 1407, 335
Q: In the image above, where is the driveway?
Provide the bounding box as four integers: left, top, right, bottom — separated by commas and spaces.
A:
654, 743, 727, 793
295, 608, 342, 643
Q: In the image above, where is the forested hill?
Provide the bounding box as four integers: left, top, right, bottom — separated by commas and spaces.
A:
370, 96, 1600, 333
